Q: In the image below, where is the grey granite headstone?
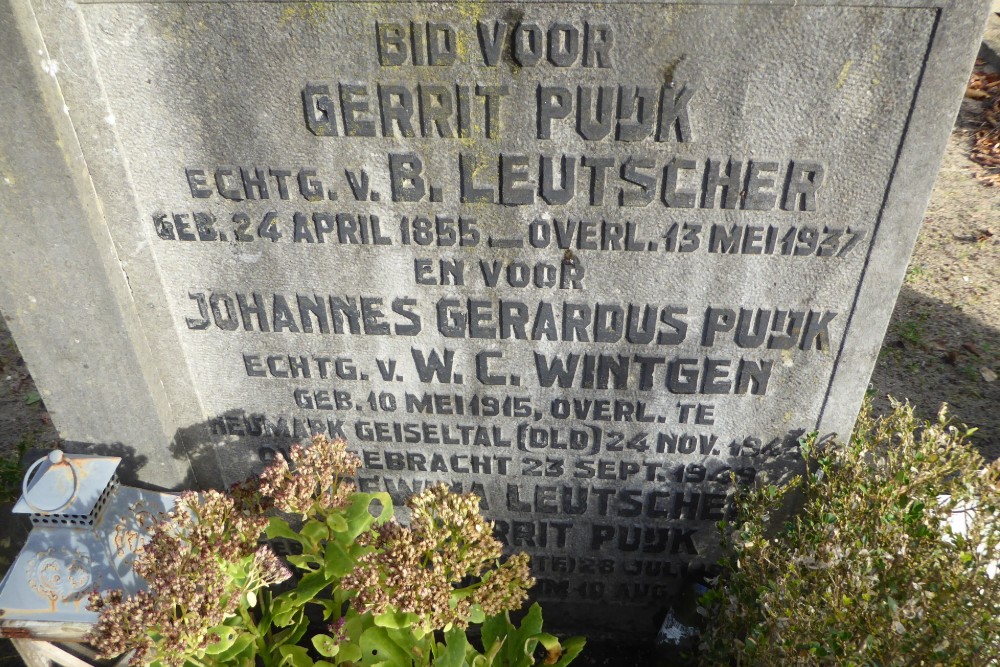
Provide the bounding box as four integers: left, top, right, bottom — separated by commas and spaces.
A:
0, 0, 990, 634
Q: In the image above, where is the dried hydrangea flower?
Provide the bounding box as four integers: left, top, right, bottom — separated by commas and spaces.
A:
252, 544, 293, 586
86, 490, 277, 666
469, 552, 533, 616
257, 435, 361, 516
343, 483, 534, 630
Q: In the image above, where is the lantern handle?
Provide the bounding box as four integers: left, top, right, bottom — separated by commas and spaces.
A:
21, 450, 80, 514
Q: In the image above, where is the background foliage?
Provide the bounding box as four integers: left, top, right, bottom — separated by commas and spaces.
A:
698, 399, 1000, 665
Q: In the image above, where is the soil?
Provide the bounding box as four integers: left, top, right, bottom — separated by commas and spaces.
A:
0, 316, 58, 501
0, 62, 998, 667
868, 61, 1000, 461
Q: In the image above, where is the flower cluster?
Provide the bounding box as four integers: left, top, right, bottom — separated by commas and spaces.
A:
87, 589, 157, 664
84, 436, 553, 666
467, 552, 534, 617
343, 484, 534, 629
252, 544, 293, 586
87, 491, 285, 666
149, 490, 265, 567
228, 474, 273, 513
256, 435, 361, 516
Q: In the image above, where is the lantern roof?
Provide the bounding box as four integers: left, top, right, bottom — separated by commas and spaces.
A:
12, 450, 121, 519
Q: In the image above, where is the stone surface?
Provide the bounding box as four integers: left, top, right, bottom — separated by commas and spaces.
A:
981, 0, 1000, 71
0, 0, 990, 633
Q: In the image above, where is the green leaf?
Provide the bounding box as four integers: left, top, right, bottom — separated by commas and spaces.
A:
202, 626, 239, 654
213, 633, 256, 663
518, 602, 544, 637
314, 597, 341, 620
483, 635, 506, 664
545, 635, 586, 667
343, 492, 393, 542
256, 588, 274, 631
558, 636, 587, 666
323, 540, 354, 578
518, 614, 545, 664
535, 633, 560, 654
270, 597, 304, 629
481, 612, 513, 660
274, 617, 310, 653
807, 642, 829, 657
312, 634, 341, 658
267, 518, 304, 544
301, 519, 331, 544
295, 569, 333, 603
359, 626, 413, 666
487, 604, 545, 667
269, 594, 290, 621
279, 644, 313, 667
373, 610, 419, 629
25, 391, 40, 405
287, 554, 323, 570
338, 644, 364, 663
326, 512, 349, 533
468, 605, 486, 624
435, 626, 470, 667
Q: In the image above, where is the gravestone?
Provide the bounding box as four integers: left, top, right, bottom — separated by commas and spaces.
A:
0, 0, 990, 634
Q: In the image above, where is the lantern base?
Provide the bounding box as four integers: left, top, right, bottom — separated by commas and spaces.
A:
2, 619, 131, 667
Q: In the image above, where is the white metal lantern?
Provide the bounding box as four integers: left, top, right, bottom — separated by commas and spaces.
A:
0, 450, 177, 627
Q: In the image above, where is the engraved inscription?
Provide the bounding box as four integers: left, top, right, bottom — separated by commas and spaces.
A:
87, 1, 938, 621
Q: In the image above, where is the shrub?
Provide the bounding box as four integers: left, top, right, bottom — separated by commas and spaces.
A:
698, 399, 1000, 665
87, 435, 583, 666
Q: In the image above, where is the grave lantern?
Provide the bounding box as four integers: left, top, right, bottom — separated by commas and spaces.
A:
0, 450, 177, 626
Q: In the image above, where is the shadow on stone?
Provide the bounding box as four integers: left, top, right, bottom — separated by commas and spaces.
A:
169, 409, 305, 491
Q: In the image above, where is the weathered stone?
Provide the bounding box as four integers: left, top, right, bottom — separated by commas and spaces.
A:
980, 0, 1000, 71
0, 0, 990, 633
